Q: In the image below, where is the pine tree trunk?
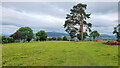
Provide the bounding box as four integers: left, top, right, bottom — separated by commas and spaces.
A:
81, 14, 83, 41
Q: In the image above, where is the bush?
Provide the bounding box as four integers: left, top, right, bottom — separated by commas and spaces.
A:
2, 36, 14, 43
57, 37, 62, 41
2, 36, 8, 43
7, 37, 14, 43
63, 36, 68, 41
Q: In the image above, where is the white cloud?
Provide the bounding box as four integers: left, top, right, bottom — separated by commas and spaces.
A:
87, 12, 118, 27
1, 2, 118, 35
2, 6, 65, 34
92, 26, 115, 35
1, 25, 19, 35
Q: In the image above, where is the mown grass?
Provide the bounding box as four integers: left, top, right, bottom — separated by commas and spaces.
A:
2, 41, 118, 66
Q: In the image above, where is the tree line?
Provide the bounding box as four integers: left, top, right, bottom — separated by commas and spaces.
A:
1, 27, 69, 43
1, 26, 101, 43
1, 24, 119, 44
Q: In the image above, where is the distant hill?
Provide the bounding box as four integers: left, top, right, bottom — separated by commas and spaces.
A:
46, 32, 116, 40
1, 32, 69, 37
85, 34, 116, 40
0, 34, 10, 37
46, 32, 69, 37
1, 32, 117, 40
98, 34, 117, 40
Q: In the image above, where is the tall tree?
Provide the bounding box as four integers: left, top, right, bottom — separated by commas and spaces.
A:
90, 30, 100, 41
64, 3, 92, 41
17, 27, 34, 42
113, 24, 120, 42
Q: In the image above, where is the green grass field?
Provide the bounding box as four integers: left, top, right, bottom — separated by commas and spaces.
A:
2, 41, 118, 66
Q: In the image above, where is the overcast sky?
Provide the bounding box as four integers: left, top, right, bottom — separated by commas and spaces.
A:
1, 2, 118, 35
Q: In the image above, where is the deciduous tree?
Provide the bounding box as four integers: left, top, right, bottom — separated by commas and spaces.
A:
17, 27, 34, 42
113, 24, 120, 42
57, 37, 62, 41
90, 30, 100, 41
36, 30, 47, 41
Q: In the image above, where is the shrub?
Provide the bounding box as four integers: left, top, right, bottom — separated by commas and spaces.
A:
7, 37, 14, 43
2, 36, 14, 43
57, 37, 62, 41
2, 36, 8, 43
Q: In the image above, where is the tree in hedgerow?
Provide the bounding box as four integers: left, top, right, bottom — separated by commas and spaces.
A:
64, 3, 92, 41
7, 37, 14, 43
63, 36, 68, 41
113, 24, 120, 42
47, 37, 52, 41
1, 36, 14, 43
90, 30, 100, 41
77, 32, 88, 40
52, 37, 56, 40
2, 36, 8, 43
36, 30, 47, 41
57, 37, 62, 41
35, 36, 40, 41
17, 27, 34, 42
